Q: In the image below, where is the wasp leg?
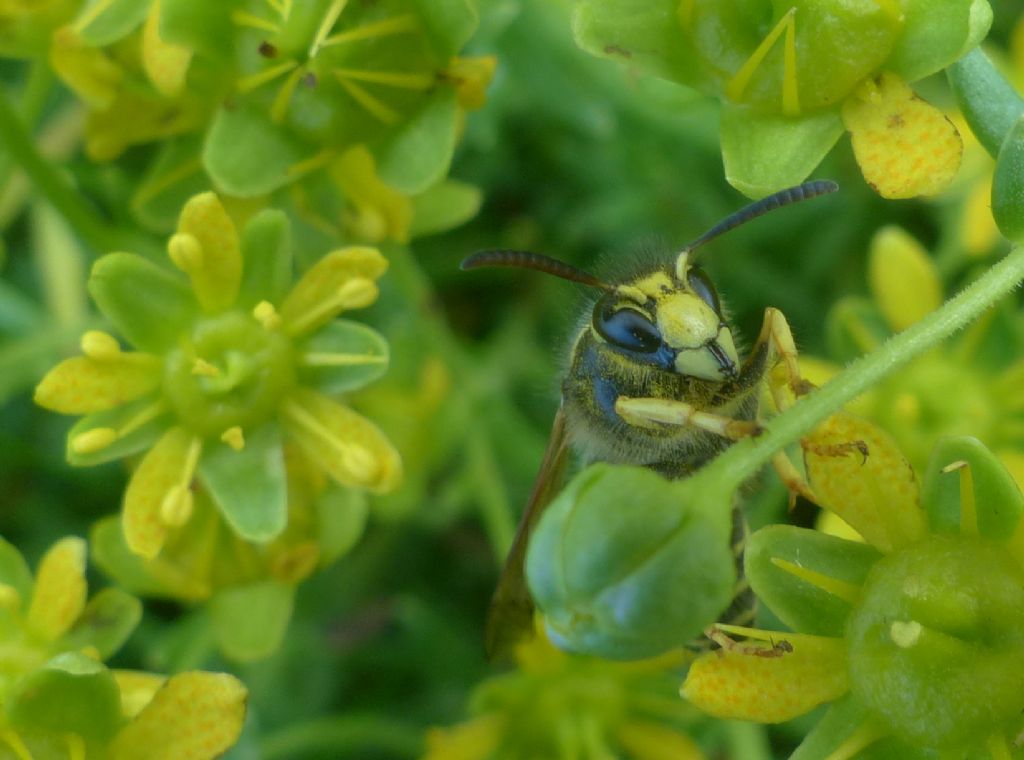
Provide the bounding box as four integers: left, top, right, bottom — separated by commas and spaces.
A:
752, 306, 816, 412
749, 307, 823, 503
614, 396, 760, 440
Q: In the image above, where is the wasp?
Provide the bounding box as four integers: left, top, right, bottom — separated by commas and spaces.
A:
463, 180, 837, 658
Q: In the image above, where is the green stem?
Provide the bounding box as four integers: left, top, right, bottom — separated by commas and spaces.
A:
260, 714, 423, 759
703, 245, 1024, 485
725, 720, 773, 760
0, 85, 122, 254
0, 63, 54, 188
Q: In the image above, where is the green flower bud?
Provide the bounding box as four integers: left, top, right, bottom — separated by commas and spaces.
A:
526, 464, 736, 660
847, 535, 1024, 750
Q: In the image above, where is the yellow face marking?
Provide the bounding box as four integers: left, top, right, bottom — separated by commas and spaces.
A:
656, 292, 719, 350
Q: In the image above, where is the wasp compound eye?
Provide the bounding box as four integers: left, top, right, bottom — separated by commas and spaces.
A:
687, 267, 722, 314
593, 299, 662, 353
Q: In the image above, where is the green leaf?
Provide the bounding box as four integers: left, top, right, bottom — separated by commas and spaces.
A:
74, 0, 149, 45
921, 436, 1023, 539
0, 537, 32, 601
298, 320, 389, 395
7, 652, 122, 741
790, 694, 936, 760
721, 106, 845, 198
238, 209, 293, 310
62, 587, 142, 659
131, 137, 209, 233
209, 580, 293, 662
204, 105, 312, 197
159, 0, 240, 61
993, 116, 1024, 245
409, 180, 482, 238
407, 0, 477, 59
746, 525, 880, 637
88, 253, 195, 353
67, 397, 170, 467
572, 0, 709, 90
198, 421, 287, 543
376, 89, 458, 194
315, 485, 369, 567
948, 48, 1024, 159
527, 464, 736, 659
886, 0, 991, 83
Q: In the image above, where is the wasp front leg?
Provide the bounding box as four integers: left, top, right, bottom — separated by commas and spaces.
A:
614, 396, 759, 440
750, 307, 819, 503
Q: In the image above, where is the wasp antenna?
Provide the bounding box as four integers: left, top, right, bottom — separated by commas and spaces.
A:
461, 249, 612, 290
683, 180, 838, 256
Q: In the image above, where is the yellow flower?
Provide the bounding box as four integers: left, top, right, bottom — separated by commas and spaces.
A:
683, 414, 1024, 756
424, 622, 704, 760
35, 193, 400, 561
812, 225, 1024, 486
0, 535, 246, 759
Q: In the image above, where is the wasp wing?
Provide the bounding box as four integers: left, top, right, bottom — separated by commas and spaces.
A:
485, 405, 572, 661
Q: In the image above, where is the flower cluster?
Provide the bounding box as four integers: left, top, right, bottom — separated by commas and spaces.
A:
683, 413, 1024, 757
808, 225, 1024, 484
36, 191, 400, 558
424, 622, 703, 760
573, 0, 989, 198
0, 535, 246, 759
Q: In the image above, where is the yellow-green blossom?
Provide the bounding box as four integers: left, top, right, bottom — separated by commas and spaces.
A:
0, 535, 246, 759
683, 413, 1024, 757
35, 192, 401, 561
807, 225, 1024, 485
574, 0, 989, 198
89, 443, 367, 661
424, 621, 704, 760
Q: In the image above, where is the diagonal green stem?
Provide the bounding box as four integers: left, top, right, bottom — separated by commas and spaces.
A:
702, 245, 1024, 485
0, 84, 122, 254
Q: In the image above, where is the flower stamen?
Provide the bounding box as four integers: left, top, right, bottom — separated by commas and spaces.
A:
159, 437, 201, 527
237, 59, 299, 94
191, 358, 221, 378
282, 398, 380, 484
332, 68, 433, 90
231, 10, 281, 34
285, 277, 378, 336
770, 557, 862, 603
300, 352, 387, 367
725, 8, 800, 115
822, 721, 885, 760
333, 74, 400, 124
270, 66, 307, 123
320, 15, 418, 48
309, 0, 350, 58
941, 459, 978, 536
0, 729, 33, 760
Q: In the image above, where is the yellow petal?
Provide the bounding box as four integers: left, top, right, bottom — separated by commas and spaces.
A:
123, 427, 201, 559
84, 88, 202, 161
330, 145, 412, 244
109, 672, 247, 760
617, 721, 705, 760
27, 536, 87, 641
112, 670, 168, 719
34, 353, 161, 414
868, 226, 942, 332
170, 192, 242, 313
282, 389, 401, 493
962, 173, 999, 257
842, 73, 962, 199
422, 715, 504, 760
50, 25, 122, 109
682, 630, 847, 723
815, 509, 864, 543
803, 412, 926, 552
279, 247, 387, 336
142, 0, 192, 97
